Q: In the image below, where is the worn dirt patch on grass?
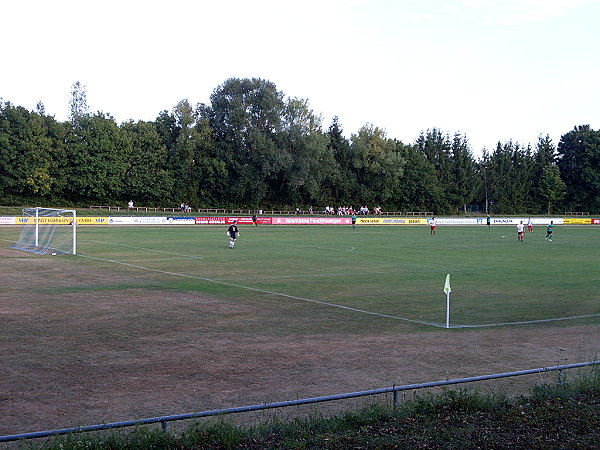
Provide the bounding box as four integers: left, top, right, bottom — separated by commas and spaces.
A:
0, 246, 598, 436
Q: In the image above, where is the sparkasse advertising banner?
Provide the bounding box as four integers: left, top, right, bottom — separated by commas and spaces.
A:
194, 217, 272, 225
271, 217, 352, 225
357, 217, 427, 225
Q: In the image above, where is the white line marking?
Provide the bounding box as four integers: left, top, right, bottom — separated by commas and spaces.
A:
112, 258, 201, 262
213, 271, 391, 281
85, 240, 204, 260
283, 243, 357, 252
76, 253, 442, 327
451, 314, 600, 328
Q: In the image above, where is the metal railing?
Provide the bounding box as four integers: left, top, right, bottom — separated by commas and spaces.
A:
1, 360, 597, 443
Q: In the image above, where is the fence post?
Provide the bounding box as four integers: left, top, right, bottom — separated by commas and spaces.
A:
393, 388, 399, 409
161, 421, 168, 433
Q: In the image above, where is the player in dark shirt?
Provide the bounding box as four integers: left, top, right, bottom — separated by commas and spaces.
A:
228, 221, 239, 248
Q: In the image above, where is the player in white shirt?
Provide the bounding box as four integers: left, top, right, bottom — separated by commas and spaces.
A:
517, 221, 525, 242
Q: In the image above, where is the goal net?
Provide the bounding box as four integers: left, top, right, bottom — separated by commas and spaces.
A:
12, 208, 77, 255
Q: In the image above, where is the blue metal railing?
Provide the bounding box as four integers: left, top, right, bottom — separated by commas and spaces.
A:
1, 360, 598, 443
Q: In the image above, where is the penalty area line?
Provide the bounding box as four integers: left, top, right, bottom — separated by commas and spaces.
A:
77, 253, 444, 328
451, 313, 600, 328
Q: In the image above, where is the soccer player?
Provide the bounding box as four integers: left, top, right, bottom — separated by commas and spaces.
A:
351, 213, 357, 229
527, 217, 533, 232
430, 217, 436, 235
545, 221, 554, 241
227, 220, 239, 248
517, 221, 524, 242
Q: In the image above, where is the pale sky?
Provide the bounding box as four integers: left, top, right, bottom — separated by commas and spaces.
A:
3, 0, 599, 155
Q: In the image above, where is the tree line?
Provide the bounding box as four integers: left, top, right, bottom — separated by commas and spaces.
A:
1, 78, 599, 214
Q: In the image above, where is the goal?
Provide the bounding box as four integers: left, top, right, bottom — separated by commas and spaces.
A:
12, 208, 77, 255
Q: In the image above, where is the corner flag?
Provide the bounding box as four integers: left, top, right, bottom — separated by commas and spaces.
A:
443, 274, 451, 295
444, 274, 451, 329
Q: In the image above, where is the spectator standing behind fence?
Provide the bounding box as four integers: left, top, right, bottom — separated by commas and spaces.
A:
128, 200, 134, 210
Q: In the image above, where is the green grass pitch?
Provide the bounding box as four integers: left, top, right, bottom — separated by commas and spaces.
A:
35, 224, 599, 332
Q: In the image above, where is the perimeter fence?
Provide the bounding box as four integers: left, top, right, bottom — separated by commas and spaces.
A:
1, 361, 598, 443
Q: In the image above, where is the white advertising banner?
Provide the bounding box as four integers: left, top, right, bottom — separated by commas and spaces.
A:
0, 217, 16, 224
432, 218, 484, 225
108, 217, 169, 225
490, 217, 563, 225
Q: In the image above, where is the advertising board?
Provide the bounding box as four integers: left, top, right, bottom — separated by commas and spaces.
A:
491, 217, 564, 225
357, 217, 427, 225
76, 217, 108, 225
108, 217, 169, 225
271, 217, 352, 225
563, 218, 592, 224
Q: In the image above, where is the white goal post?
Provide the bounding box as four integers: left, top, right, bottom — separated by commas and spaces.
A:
12, 207, 77, 255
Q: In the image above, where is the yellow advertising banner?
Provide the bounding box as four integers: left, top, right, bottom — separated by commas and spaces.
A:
76, 217, 109, 225
563, 217, 592, 224
356, 217, 427, 225
16, 217, 109, 225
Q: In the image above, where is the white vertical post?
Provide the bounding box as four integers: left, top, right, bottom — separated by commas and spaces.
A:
446, 292, 450, 329
443, 274, 451, 329
72, 210, 77, 255
35, 207, 39, 247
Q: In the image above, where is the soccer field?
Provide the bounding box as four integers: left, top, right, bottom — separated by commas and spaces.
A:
75, 224, 600, 328
0, 224, 599, 435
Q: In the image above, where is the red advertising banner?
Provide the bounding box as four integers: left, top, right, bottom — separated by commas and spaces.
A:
592, 219, 600, 225
195, 216, 272, 225
271, 216, 352, 225
195, 217, 227, 225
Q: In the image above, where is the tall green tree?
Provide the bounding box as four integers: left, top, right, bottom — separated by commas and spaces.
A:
0, 103, 66, 201
450, 133, 480, 213
530, 134, 558, 212
415, 129, 453, 213
557, 125, 600, 212
69, 81, 90, 128
349, 124, 404, 207
203, 78, 286, 207
64, 113, 128, 202
485, 141, 535, 214
396, 143, 439, 211
538, 164, 566, 214
325, 116, 352, 203
275, 97, 334, 207
121, 120, 174, 205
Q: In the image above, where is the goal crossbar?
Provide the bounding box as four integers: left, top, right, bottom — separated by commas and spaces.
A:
12, 207, 77, 255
